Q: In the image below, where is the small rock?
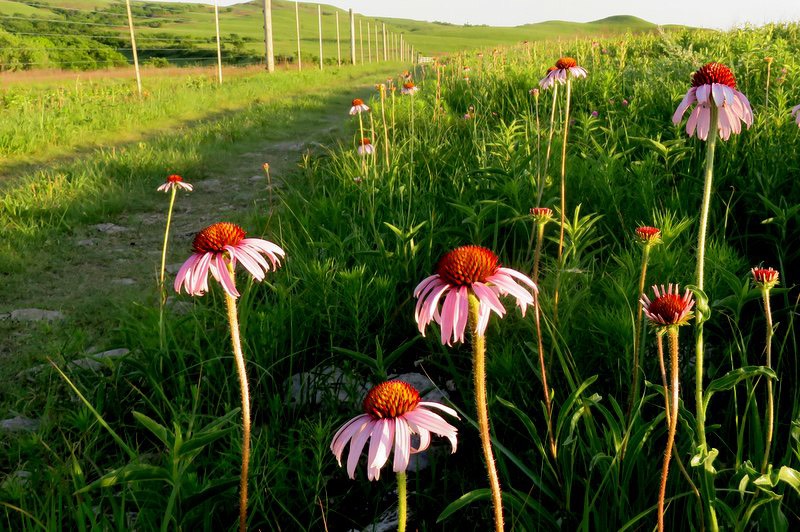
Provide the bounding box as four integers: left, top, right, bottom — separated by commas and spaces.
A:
393, 372, 450, 403
69, 348, 129, 371
112, 278, 137, 286
4, 308, 64, 322
92, 223, 128, 234
250, 174, 265, 182
166, 298, 193, 315
0, 416, 40, 432
198, 179, 221, 190
352, 506, 404, 532
289, 366, 370, 406
166, 263, 184, 274
77, 239, 97, 246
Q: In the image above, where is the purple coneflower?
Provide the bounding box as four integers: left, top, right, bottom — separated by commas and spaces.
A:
414, 245, 537, 345
791, 104, 800, 127
401, 81, 419, 95
349, 98, 370, 115
672, 62, 753, 141
641, 284, 695, 329
174, 222, 284, 299
157, 173, 193, 193
331, 380, 458, 481
357, 137, 375, 155
538, 57, 588, 90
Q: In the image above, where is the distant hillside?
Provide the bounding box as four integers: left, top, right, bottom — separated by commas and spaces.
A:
0, 0, 677, 70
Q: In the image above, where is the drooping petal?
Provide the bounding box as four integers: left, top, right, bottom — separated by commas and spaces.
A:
439, 288, 459, 345
695, 84, 710, 105
346, 420, 374, 479
174, 253, 202, 294
418, 401, 460, 418
695, 104, 711, 140
393, 417, 411, 473
711, 83, 726, 108
331, 414, 371, 464
212, 253, 240, 298
672, 87, 697, 124
367, 418, 395, 481
453, 286, 469, 344
404, 409, 458, 453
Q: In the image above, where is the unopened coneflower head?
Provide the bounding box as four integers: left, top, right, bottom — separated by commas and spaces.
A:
791, 104, 800, 127
357, 137, 375, 155
539, 57, 588, 90
751, 267, 779, 290
350, 98, 370, 115
635, 226, 662, 246
330, 380, 458, 481
641, 284, 695, 329
401, 81, 419, 95
530, 207, 554, 225
529, 88, 540, 98
414, 245, 538, 345
157, 174, 193, 193
174, 222, 284, 298
672, 62, 753, 141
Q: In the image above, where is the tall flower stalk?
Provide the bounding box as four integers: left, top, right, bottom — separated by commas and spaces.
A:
641, 284, 695, 532
628, 226, 662, 422
157, 174, 192, 348
539, 57, 587, 316
415, 245, 538, 532
672, 63, 752, 532
174, 222, 284, 532
752, 267, 779, 472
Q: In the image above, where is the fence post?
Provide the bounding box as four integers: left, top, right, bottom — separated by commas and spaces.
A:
367, 21, 371, 63
213, 0, 223, 84
335, 12, 341, 66
318, 4, 323, 70
349, 9, 356, 65
124, 0, 142, 96
295, 1, 302, 70
382, 24, 388, 61
263, 0, 274, 72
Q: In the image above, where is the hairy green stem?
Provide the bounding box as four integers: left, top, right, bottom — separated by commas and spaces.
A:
658, 329, 680, 532
397, 471, 407, 532
760, 287, 774, 473
224, 264, 251, 532
468, 294, 505, 532
627, 244, 651, 424
158, 187, 177, 348
533, 291, 556, 459
694, 104, 719, 532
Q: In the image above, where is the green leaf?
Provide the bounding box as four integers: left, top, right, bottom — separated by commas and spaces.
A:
133, 411, 173, 447
704, 366, 777, 410
75, 464, 171, 494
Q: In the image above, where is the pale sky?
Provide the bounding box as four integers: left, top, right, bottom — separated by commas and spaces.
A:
166, 0, 800, 29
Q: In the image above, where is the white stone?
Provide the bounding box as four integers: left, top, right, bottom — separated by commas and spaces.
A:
4, 308, 64, 322
92, 223, 129, 234
0, 416, 40, 432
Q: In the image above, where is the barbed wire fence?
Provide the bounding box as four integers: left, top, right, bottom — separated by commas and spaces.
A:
0, 0, 419, 95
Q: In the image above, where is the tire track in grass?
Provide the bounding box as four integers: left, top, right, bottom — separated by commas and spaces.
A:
0, 67, 398, 383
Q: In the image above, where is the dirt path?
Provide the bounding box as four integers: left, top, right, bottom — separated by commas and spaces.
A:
0, 81, 373, 376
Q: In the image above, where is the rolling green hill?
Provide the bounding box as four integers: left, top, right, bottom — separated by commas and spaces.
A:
0, 1, 678, 70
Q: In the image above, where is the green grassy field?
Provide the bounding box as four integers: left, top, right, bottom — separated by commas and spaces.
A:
1, 13, 799, 532
0, 0, 678, 67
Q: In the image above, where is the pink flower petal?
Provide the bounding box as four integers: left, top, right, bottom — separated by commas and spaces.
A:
347, 420, 374, 479
331, 414, 370, 464
367, 418, 395, 481
672, 87, 697, 124
393, 417, 411, 473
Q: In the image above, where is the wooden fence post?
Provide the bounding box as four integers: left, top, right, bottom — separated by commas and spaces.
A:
349, 9, 356, 65
124, 0, 142, 96
318, 4, 323, 70
335, 12, 341, 66
213, 0, 223, 84
263, 0, 274, 72
295, 1, 302, 70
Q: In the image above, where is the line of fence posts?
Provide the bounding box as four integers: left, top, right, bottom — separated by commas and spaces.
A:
121, 2, 419, 94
